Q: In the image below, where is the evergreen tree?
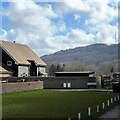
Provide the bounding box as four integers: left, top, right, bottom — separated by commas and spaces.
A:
110, 67, 114, 73
62, 64, 65, 72
56, 64, 61, 72
49, 64, 57, 76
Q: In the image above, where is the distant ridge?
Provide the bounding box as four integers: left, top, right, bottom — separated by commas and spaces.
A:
41, 43, 119, 65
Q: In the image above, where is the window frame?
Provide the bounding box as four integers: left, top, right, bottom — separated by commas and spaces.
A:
7, 61, 12, 66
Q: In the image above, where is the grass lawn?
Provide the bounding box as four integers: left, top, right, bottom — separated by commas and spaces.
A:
2, 90, 120, 119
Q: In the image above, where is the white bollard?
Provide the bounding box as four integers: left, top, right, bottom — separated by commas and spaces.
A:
114, 97, 116, 102
102, 103, 105, 109
107, 100, 110, 106
97, 105, 99, 112
88, 107, 91, 116
78, 113, 81, 120
68, 117, 71, 120
117, 95, 119, 100
111, 98, 113, 104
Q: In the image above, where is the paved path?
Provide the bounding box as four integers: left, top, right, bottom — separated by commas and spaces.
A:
99, 105, 120, 119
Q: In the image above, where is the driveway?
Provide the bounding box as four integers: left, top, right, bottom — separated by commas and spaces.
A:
99, 105, 120, 119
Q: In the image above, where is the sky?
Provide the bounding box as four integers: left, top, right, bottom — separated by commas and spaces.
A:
0, 0, 119, 56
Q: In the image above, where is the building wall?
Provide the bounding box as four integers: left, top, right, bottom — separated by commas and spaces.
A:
2, 81, 43, 93
1, 76, 96, 90
96, 76, 102, 87
43, 77, 96, 89
0, 74, 12, 77
2, 48, 18, 76
37, 67, 46, 76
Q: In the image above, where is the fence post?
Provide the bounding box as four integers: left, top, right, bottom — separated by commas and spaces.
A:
88, 107, 91, 116
97, 105, 99, 112
102, 103, 105, 109
111, 98, 113, 104
78, 113, 81, 120
68, 117, 71, 120
117, 95, 119, 100
107, 100, 110, 106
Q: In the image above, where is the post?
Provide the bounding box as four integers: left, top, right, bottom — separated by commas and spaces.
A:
97, 105, 99, 112
107, 87, 109, 92
107, 100, 110, 106
88, 107, 91, 116
114, 97, 116, 102
78, 113, 81, 120
117, 95, 119, 100
68, 117, 71, 120
111, 98, 113, 104
102, 102, 105, 109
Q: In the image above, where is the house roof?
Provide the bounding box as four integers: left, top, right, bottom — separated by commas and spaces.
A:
0, 66, 12, 74
0, 40, 46, 66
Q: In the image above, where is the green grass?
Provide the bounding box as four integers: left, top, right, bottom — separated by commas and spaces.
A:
2, 90, 120, 119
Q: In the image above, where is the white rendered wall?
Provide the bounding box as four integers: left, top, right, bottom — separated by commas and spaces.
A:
18, 66, 29, 77
37, 67, 46, 76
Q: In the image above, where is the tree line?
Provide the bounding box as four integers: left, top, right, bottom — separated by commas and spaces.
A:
47, 60, 118, 76
49, 64, 65, 76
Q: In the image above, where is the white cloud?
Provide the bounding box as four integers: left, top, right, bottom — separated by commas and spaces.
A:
95, 23, 117, 44
1, 0, 58, 54
55, 0, 118, 45
44, 29, 95, 54
54, 0, 91, 16
1, 0, 118, 56
85, 1, 117, 25
65, 0, 91, 15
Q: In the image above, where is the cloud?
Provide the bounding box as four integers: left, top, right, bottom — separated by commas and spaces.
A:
95, 23, 117, 44
1, 0, 58, 54
85, 1, 117, 25
1, 0, 118, 56
54, 0, 118, 44
54, 0, 91, 16
65, 0, 91, 15
45, 29, 95, 53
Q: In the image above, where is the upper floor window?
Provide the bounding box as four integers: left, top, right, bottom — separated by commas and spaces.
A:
7, 61, 12, 66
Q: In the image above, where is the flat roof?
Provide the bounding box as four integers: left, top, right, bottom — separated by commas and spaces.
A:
55, 71, 95, 77
113, 72, 120, 75
55, 71, 94, 74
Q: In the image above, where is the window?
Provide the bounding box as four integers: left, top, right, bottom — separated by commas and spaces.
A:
63, 83, 71, 88
7, 61, 12, 66
67, 83, 71, 88
63, 83, 67, 88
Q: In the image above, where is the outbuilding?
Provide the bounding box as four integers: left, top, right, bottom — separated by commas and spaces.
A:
43, 71, 97, 89
0, 66, 13, 78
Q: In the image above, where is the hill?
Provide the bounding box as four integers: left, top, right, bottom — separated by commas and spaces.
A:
41, 43, 119, 65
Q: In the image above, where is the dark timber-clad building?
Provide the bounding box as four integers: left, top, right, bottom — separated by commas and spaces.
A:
0, 40, 47, 77
44, 71, 97, 89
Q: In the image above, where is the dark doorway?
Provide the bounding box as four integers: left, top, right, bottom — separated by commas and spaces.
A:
28, 60, 37, 76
